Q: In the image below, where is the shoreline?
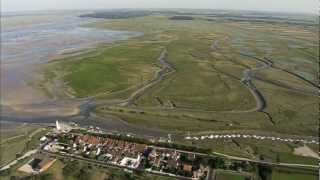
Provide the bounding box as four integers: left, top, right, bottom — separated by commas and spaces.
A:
1, 13, 142, 119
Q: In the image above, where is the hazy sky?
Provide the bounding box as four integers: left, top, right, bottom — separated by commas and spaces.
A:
2, 0, 317, 14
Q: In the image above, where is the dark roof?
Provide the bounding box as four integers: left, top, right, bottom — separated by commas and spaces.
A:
29, 156, 54, 170
29, 158, 42, 169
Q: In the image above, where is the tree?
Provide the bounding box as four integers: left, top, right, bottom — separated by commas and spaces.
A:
258, 164, 272, 180
39, 173, 54, 180
76, 168, 90, 180
62, 161, 79, 176
213, 157, 225, 169
276, 154, 280, 163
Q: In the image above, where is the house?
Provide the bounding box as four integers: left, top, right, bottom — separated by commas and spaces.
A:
40, 136, 47, 142
183, 163, 193, 173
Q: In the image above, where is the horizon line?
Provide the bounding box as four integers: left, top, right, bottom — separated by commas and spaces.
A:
2, 7, 317, 16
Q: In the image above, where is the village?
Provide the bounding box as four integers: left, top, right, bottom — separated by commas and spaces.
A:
5, 121, 316, 180
42, 132, 209, 179
13, 121, 216, 179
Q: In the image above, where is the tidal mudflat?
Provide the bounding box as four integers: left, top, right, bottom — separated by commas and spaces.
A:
1, 12, 140, 118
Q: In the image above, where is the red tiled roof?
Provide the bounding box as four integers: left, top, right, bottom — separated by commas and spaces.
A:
183, 164, 193, 172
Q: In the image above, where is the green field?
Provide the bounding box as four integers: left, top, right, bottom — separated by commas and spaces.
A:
0, 157, 33, 180
0, 136, 29, 166
0, 123, 40, 140
0, 127, 48, 166
215, 171, 249, 180
45, 42, 163, 98
272, 170, 317, 180
180, 138, 318, 165
88, 16, 258, 111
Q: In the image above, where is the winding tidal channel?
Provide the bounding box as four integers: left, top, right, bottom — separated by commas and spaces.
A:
1, 12, 318, 140
0, 12, 169, 137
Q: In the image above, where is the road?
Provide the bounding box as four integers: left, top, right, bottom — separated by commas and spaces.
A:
0, 149, 37, 171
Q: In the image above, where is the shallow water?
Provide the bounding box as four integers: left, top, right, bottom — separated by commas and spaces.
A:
2, 14, 139, 65
1, 12, 140, 116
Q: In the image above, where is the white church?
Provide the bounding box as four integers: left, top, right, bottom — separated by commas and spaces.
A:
55, 120, 72, 133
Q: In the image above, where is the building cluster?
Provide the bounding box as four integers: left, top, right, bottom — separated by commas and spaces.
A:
145, 147, 207, 178
43, 133, 207, 179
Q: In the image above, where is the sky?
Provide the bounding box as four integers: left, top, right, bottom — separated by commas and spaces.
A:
2, 0, 318, 14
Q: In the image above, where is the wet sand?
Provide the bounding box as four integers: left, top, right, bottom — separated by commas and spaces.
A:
0, 12, 171, 138
1, 12, 140, 118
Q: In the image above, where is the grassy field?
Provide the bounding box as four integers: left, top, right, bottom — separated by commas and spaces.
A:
44, 14, 318, 141
45, 41, 163, 98
272, 169, 317, 180
0, 122, 40, 140
179, 138, 318, 165
0, 135, 29, 166
0, 128, 48, 166
96, 106, 268, 132
0, 157, 33, 180
88, 16, 257, 111
215, 171, 249, 180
